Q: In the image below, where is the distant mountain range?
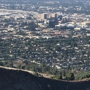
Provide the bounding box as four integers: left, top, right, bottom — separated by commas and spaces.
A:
0, 67, 90, 90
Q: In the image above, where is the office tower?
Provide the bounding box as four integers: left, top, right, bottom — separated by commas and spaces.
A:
40, 13, 48, 20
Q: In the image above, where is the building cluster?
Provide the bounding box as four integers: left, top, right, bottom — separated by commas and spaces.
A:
39, 12, 90, 31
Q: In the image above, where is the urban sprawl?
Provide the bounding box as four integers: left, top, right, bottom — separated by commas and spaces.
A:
0, 0, 90, 77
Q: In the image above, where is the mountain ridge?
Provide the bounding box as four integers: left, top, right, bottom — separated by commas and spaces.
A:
0, 66, 90, 90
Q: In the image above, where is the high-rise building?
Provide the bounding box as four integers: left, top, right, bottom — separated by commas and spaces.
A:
40, 13, 48, 20
49, 18, 58, 28
58, 15, 63, 20
50, 13, 57, 18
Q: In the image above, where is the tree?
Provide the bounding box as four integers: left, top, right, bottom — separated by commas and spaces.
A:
66, 72, 75, 80
59, 72, 62, 80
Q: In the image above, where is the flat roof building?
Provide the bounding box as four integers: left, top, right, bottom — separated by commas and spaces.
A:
40, 13, 48, 20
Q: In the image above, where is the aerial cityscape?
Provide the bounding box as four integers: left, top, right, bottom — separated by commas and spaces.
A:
0, 0, 90, 81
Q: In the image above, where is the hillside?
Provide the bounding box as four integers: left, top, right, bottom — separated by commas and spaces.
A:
0, 67, 90, 90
